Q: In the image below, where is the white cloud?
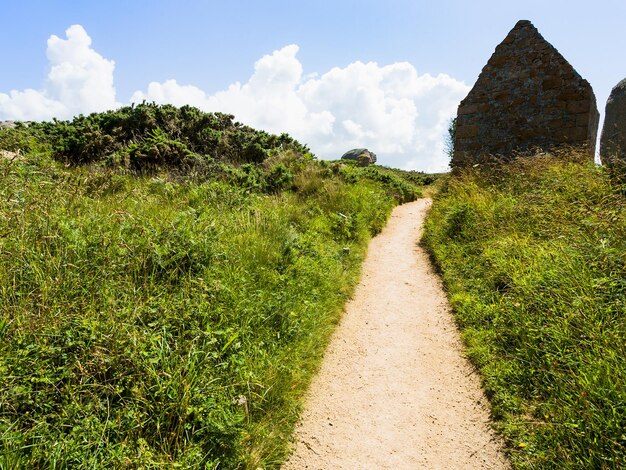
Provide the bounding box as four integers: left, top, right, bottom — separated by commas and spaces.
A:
0, 25, 119, 121
132, 45, 469, 172
131, 44, 337, 144
0, 25, 469, 171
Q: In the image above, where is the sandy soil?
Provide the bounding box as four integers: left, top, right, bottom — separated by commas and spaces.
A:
283, 199, 510, 469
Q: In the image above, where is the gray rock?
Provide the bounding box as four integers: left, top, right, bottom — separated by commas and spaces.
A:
0, 121, 17, 129
600, 78, 626, 167
341, 148, 377, 166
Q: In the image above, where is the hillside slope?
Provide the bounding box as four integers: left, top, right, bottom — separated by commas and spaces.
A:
424, 152, 626, 468
0, 105, 431, 468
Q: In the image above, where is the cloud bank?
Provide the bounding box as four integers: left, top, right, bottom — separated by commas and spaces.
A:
131, 45, 469, 171
0, 25, 119, 121
0, 26, 469, 171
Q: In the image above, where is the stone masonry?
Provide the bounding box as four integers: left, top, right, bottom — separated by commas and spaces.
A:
453, 20, 599, 167
600, 78, 626, 167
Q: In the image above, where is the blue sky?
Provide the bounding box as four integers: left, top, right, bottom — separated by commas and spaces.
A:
1, 0, 624, 171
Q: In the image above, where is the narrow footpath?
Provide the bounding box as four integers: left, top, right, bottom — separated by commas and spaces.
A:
283, 199, 510, 469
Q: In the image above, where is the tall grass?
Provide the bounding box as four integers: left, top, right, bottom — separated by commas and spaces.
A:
424, 150, 626, 468
0, 149, 422, 468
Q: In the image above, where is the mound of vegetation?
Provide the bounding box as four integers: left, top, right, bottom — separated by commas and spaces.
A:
424, 150, 626, 468
3, 102, 309, 171
0, 105, 427, 468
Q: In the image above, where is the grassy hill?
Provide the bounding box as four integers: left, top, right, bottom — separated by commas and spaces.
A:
0, 105, 431, 468
424, 150, 626, 468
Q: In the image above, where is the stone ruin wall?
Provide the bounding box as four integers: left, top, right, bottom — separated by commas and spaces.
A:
600, 78, 626, 168
453, 20, 599, 167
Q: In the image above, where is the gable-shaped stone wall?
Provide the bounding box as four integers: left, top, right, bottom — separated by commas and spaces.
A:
453, 20, 599, 167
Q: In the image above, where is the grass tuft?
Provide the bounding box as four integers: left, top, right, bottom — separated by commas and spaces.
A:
0, 117, 430, 467
424, 150, 626, 468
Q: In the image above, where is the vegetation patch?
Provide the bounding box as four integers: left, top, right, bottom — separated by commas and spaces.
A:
424, 150, 626, 468
0, 106, 428, 468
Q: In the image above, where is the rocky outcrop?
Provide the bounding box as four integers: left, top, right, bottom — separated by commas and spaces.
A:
0, 150, 21, 161
341, 148, 377, 166
453, 20, 599, 167
0, 121, 17, 129
600, 78, 626, 167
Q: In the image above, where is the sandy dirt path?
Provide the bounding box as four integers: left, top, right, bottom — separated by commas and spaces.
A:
283, 199, 509, 469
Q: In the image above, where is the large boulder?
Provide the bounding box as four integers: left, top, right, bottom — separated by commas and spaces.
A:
600, 78, 626, 168
453, 20, 599, 167
341, 148, 377, 167
0, 121, 17, 129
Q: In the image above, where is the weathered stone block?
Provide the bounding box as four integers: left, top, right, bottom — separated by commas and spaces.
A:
567, 100, 591, 114
576, 114, 590, 127
542, 77, 562, 90
547, 119, 564, 129
458, 104, 480, 115
452, 20, 599, 167
456, 125, 480, 139
563, 127, 589, 141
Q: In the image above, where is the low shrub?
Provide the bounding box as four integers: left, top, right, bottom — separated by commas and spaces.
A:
26, 103, 311, 171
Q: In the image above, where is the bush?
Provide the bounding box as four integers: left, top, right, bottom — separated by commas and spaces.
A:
25, 103, 311, 172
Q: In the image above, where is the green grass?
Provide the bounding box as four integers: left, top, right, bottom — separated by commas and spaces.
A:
423, 150, 626, 468
0, 110, 427, 468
